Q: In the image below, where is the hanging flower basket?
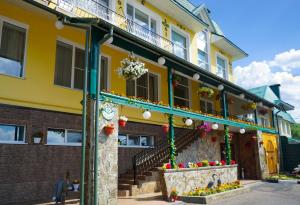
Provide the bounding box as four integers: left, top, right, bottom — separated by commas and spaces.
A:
242, 102, 257, 110
259, 109, 268, 115
117, 52, 148, 80
118, 116, 128, 128
104, 124, 114, 136
197, 87, 214, 98
162, 124, 169, 133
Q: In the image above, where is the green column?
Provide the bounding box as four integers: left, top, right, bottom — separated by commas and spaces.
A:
167, 67, 176, 168
221, 91, 231, 165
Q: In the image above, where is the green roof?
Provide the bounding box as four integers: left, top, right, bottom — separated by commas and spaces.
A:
174, 0, 196, 11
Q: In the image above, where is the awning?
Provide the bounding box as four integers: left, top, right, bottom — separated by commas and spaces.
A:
211, 32, 248, 61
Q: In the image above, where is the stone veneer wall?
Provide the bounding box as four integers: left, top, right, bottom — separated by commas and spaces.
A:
160, 165, 238, 199
176, 130, 223, 163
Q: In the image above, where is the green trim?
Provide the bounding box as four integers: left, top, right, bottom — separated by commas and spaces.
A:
168, 67, 176, 168
224, 125, 231, 165
100, 92, 277, 134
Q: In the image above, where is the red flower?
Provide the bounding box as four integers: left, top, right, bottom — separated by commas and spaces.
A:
196, 162, 203, 167
220, 160, 226, 165
211, 136, 217, 142
166, 163, 171, 169
178, 163, 185, 168
209, 161, 216, 166
231, 160, 236, 165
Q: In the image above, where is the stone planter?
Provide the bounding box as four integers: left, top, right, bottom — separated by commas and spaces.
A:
160, 165, 238, 201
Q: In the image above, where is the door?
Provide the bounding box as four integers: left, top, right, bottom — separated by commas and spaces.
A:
266, 140, 277, 174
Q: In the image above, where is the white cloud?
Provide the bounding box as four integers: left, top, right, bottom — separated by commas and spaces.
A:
234, 49, 300, 123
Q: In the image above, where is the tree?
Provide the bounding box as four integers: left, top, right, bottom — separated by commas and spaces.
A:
291, 123, 300, 140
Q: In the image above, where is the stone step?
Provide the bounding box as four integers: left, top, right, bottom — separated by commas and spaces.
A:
118, 178, 135, 185
118, 190, 130, 197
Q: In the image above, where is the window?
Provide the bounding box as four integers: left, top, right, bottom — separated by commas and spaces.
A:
54, 40, 109, 90
173, 74, 190, 107
47, 128, 82, 145
0, 19, 27, 77
259, 117, 270, 127
126, 3, 158, 44
126, 73, 159, 101
200, 100, 213, 114
197, 31, 209, 70
172, 29, 187, 60
118, 134, 154, 147
0, 124, 25, 143
216, 55, 227, 79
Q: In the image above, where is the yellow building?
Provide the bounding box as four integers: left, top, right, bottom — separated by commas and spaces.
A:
0, 0, 283, 203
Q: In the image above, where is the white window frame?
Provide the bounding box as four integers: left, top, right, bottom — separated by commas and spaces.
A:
127, 71, 161, 101
46, 128, 82, 146
118, 133, 154, 148
0, 123, 26, 144
197, 30, 210, 71
55, 37, 110, 91
173, 73, 191, 108
199, 98, 214, 114
170, 25, 190, 61
216, 52, 229, 80
0, 15, 29, 79
259, 115, 270, 127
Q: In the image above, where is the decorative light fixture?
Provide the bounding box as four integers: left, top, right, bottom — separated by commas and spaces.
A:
142, 110, 151, 119
158, 56, 166, 65
217, 84, 224, 91
55, 20, 64, 30
105, 36, 114, 44
184, 118, 193, 126
239, 93, 245, 99
193, 73, 200, 80
240, 128, 246, 134
212, 123, 219, 130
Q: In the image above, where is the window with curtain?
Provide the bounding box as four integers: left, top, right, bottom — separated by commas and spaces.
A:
197, 31, 209, 70
0, 21, 26, 77
54, 40, 109, 90
126, 73, 159, 101
174, 74, 190, 107
216, 56, 227, 79
0, 124, 25, 142
172, 30, 187, 60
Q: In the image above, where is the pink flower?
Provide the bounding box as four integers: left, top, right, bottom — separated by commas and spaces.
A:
178, 163, 185, 168
196, 162, 203, 167
166, 163, 171, 169
220, 160, 226, 165
231, 160, 236, 165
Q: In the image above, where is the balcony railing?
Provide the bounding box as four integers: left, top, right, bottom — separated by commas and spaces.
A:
56, 0, 187, 57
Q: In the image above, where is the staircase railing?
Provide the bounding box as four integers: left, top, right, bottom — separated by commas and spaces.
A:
132, 128, 200, 184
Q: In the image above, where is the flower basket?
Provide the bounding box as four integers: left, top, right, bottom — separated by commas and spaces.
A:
104, 124, 114, 136
162, 124, 169, 133
119, 116, 128, 128
242, 102, 257, 110
197, 87, 214, 98
117, 52, 148, 80
73, 179, 80, 191
32, 131, 43, 144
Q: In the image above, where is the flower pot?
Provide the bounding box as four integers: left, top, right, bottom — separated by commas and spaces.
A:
104, 126, 114, 136
33, 137, 41, 144
162, 124, 169, 133
118, 119, 127, 128
73, 184, 80, 191
172, 80, 178, 88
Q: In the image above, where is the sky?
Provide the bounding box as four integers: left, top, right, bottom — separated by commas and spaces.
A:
190, 0, 300, 122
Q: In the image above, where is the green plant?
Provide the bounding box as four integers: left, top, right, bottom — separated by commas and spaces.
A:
197, 87, 214, 98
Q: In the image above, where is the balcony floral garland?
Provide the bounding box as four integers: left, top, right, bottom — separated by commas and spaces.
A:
118, 52, 148, 80
197, 87, 214, 98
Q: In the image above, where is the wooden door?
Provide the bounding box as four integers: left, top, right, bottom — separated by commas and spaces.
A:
266, 140, 277, 174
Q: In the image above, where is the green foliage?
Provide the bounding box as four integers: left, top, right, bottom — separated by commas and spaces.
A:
291, 124, 300, 140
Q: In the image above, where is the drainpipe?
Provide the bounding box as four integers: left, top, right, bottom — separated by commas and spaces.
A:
91, 26, 114, 205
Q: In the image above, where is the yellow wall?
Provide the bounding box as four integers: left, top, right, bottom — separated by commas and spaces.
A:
0, 0, 231, 126
262, 133, 279, 173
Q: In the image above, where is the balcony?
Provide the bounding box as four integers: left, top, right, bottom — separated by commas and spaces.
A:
53, 0, 186, 58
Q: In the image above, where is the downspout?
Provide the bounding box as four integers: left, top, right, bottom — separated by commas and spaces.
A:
93, 27, 114, 205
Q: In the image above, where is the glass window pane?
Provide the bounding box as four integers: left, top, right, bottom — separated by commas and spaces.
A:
172, 30, 187, 59
137, 73, 147, 87
0, 124, 24, 142
118, 134, 127, 146
75, 48, 85, 69
137, 86, 147, 99
150, 19, 156, 33
47, 129, 65, 144
197, 31, 207, 52
135, 9, 149, 29
198, 50, 208, 70
126, 79, 136, 97
174, 97, 189, 107
200, 100, 206, 112
140, 136, 153, 147
207, 102, 213, 114
174, 85, 189, 99
128, 135, 140, 146
217, 56, 226, 78
74, 68, 83, 89
100, 56, 108, 90
54, 41, 72, 87
67, 130, 82, 143
149, 73, 158, 101
126, 4, 134, 20
0, 22, 26, 77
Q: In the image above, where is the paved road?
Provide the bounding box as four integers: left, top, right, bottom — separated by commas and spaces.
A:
211, 180, 300, 205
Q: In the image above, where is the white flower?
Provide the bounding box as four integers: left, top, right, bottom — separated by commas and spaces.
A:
118, 53, 148, 80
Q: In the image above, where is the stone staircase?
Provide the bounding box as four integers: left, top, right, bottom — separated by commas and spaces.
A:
118, 128, 202, 197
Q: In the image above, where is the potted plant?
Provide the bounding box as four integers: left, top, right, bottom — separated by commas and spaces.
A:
32, 131, 43, 144
170, 189, 179, 202
119, 116, 128, 128
162, 124, 169, 133
197, 87, 214, 98
103, 124, 114, 136
117, 52, 148, 80
73, 179, 80, 191
242, 102, 257, 110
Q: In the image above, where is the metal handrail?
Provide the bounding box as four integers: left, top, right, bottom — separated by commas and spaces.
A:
56, 0, 187, 57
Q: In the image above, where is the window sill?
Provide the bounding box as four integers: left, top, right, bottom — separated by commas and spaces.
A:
46, 143, 82, 147
0, 73, 25, 80
0, 141, 27, 145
